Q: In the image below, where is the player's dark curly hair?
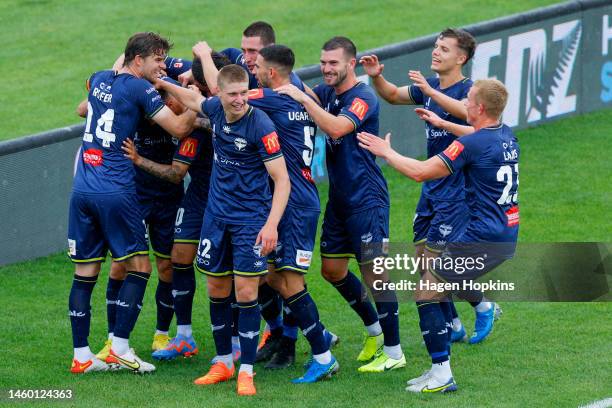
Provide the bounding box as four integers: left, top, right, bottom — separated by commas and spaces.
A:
439, 28, 476, 65
322, 36, 356, 59
123, 32, 172, 66
243, 21, 275, 46
192, 52, 231, 89
259, 44, 295, 75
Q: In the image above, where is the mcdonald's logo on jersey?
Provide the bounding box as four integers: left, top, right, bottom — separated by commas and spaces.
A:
248, 88, 264, 99
348, 97, 369, 121
443, 140, 464, 161
262, 131, 281, 154
179, 137, 198, 158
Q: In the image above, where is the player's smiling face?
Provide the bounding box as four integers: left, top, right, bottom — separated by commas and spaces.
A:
241, 35, 265, 73
219, 81, 250, 119
320, 48, 353, 88
140, 53, 167, 82
431, 36, 466, 74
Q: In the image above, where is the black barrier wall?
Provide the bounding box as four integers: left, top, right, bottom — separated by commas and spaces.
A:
0, 0, 611, 266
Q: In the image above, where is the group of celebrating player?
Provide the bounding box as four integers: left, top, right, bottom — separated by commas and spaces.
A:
67, 20, 520, 396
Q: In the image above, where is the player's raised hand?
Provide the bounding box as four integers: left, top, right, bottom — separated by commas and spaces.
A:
359, 55, 384, 78
122, 139, 142, 165
275, 84, 307, 104
192, 41, 212, 58
178, 70, 193, 87
408, 70, 433, 95
255, 223, 278, 256
357, 132, 393, 158
415, 108, 444, 127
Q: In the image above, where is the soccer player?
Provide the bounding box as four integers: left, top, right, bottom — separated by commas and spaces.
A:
357, 79, 519, 393
67, 32, 195, 374
360, 28, 499, 344
276, 37, 405, 373
156, 65, 291, 396
90, 77, 186, 362
248, 44, 339, 381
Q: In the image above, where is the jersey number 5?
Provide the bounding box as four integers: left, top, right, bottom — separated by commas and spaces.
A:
303, 126, 315, 166
83, 102, 117, 147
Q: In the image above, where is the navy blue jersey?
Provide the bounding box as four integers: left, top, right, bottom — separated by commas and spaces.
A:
164, 56, 192, 80
201, 97, 283, 225
174, 126, 213, 206
73, 70, 165, 194
133, 120, 183, 200
221, 48, 303, 89
410, 77, 472, 201
247, 87, 319, 211
313, 82, 389, 213
437, 124, 520, 243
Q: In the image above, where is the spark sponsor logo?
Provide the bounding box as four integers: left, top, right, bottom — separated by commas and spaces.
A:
83, 148, 103, 166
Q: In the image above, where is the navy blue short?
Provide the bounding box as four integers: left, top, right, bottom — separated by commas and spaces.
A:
195, 210, 268, 277
67, 192, 148, 262
413, 195, 469, 252
269, 206, 319, 274
320, 204, 389, 264
139, 195, 181, 259
173, 190, 207, 245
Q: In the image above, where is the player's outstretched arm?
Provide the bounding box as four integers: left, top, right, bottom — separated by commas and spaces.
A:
156, 78, 205, 113
275, 84, 353, 139
360, 55, 412, 105
152, 107, 197, 140
193, 42, 220, 95
257, 157, 291, 256
122, 139, 189, 184
357, 132, 450, 182
408, 70, 468, 120
415, 108, 474, 137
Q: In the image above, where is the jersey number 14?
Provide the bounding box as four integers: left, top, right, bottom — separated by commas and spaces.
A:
83, 102, 117, 147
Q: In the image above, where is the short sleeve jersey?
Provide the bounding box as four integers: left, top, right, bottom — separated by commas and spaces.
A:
173, 125, 214, 204
73, 70, 165, 194
200, 97, 283, 225
410, 77, 472, 201
164, 56, 192, 79
133, 120, 183, 199
437, 124, 520, 243
313, 82, 389, 213
247, 87, 319, 211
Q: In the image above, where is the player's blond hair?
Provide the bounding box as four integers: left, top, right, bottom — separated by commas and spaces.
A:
217, 64, 249, 90
473, 79, 508, 119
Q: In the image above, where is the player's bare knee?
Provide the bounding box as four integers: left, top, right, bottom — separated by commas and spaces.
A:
75, 262, 101, 278
156, 258, 173, 282
234, 276, 260, 302
280, 271, 305, 298
207, 276, 232, 298
171, 243, 196, 265
109, 261, 127, 280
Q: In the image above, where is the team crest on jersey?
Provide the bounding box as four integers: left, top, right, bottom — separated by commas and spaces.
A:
83, 148, 103, 166
179, 137, 198, 158
248, 88, 264, 99
262, 131, 281, 154
439, 224, 453, 238
234, 137, 247, 151
223, 125, 231, 134
443, 141, 464, 161
296, 250, 313, 268
348, 97, 369, 121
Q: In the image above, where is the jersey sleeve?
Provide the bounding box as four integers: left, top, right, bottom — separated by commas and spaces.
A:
338, 89, 377, 130
408, 78, 438, 105
437, 137, 474, 174
221, 48, 245, 65
132, 78, 165, 118
253, 111, 283, 162
164, 56, 193, 79
246, 88, 274, 112
173, 132, 202, 165
200, 97, 220, 117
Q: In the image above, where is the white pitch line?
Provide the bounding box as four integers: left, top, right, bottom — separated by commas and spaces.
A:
579, 398, 612, 408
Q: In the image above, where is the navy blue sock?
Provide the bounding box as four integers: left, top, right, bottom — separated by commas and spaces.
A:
331, 271, 378, 326
282, 303, 299, 340
229, 287, 239, 337
105, 277, 123, 334
286, 290, 328, 355
155, 279, 174, 332
417, 301, 449, 364
238, 300, 261, 365
456, 289, 485, 306
113, 272, 149, 339
172, 263, 195, 325
210, 296, 232, 356
258, 282, 283, 335
69, 274, 98, 348
449, 298, 459, 319
372, 288, 401, 347
439, 298, 454, 354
